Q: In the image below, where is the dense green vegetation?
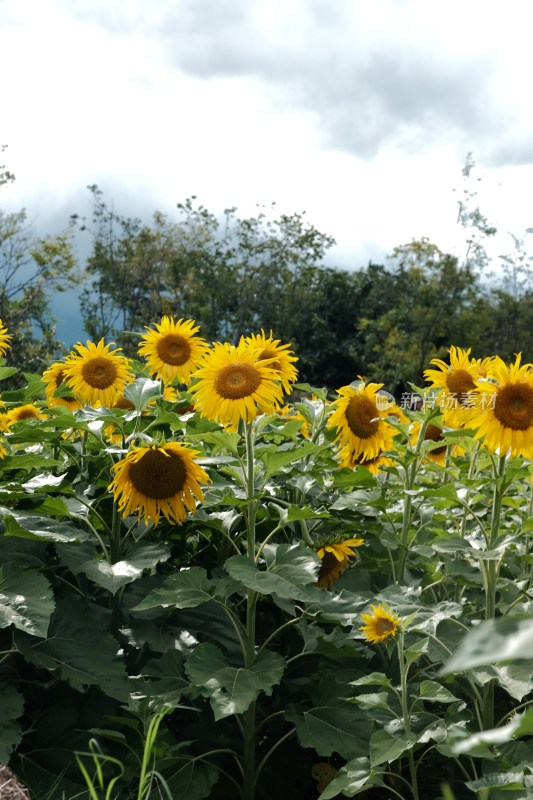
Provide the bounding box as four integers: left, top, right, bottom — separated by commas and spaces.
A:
2, 152, 533, 392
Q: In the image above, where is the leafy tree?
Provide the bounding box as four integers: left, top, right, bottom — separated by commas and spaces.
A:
78, 190, 336, 357
0, 148, 79, 374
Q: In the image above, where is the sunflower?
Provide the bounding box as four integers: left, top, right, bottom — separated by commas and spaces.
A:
360, 603, 401, 644
138, 317, 209, 386
328, 381, 398, 461
5, 404, 46, 426
62, 339, 134, 408
315, 536, 364, 589
409, 421, 448, 466
424, 346, 484, 428
339, 445, 394, 474
42, 362, 82, 412
189, 341, 284, 428
242, 330, 298, 394
468, 353, 533, 458
0, 320, 12, 357
109, 441, 210, 525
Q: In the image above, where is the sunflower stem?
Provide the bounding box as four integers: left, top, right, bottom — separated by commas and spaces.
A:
242, 421, 258, 800
482, 454, 507, 730
397, 633, 420, 800
398, 411, 435, 583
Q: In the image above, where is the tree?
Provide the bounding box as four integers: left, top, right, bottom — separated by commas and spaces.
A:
0, 147, 79, 374
78, 191, 336, 358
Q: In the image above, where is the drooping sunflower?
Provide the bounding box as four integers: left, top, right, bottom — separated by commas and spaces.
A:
109, 441, 210, 525
42, 362, 82, 412
242, 330, 298, 394
189, 341, 284, 428
5, 404, 46, 427
359, 603, 401, 644
409, 421, 448, 466
0, 320, 12, 357
138, 317, 209, 386
424, 346, 485, 428
328, 381, 398, 461
62, 339, 134, 408
338, 444, 394, 475
468, 353, 533, 458
315, 536, 364, 589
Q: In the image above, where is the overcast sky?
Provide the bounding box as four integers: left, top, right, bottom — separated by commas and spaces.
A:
1, 0, 533, 341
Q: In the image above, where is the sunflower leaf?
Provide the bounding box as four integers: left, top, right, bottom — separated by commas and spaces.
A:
185, 643, 285, 720
0, 684, 24, 762
286, 702, 371, 760
0, 562, 54, 637
124, 377, 162, 412
82, 543, 171, 595
131, 566, 216, 610
317, 757, 381, 799
441, 615, 533, 673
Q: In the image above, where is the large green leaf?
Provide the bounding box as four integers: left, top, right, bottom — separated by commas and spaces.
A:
225, 544, 320, 600
185, 642, 285, 720
451, 707, 533, 756
15, 596, 129, 701
369, 729, 417, 767
0, 563, 54, 637
132, 567, 223, 610
0, 685, 24, 762
151, 759, 218, 800
318, 757, 381, 799
124, 377, 162, 412
442, 615, 533, 673
82, 542, 170, 595
2, 510, 89, 543
257, 441, 327, 480
286, 703, 370, 760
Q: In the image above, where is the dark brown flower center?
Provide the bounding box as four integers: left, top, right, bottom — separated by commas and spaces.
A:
375, 617, 395, 635
156, 334, 192, 366
258, 347, 281, 372
81, 357, 118, 389
425, 423, 447, 456
129, 448, 187, 499
214, 362, 262, 399
494, 383, 533, 430
345, 395, 379, 439
15, 408, 38, 420
446, 369, 476, 404
113, 397, 135, 410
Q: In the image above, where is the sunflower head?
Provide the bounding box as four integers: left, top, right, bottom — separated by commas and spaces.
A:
328, 380, 398, 461
138, 316, 209, 386
62, 339, 134, 408
109, 441, 210, 525
315, 535, 364, 589
189, 341, 284, 429
359, 603, 401, 644
410, 420, 448, 465
424, 346, 484, 428
469, 353, 533, 458
338, 444, 394, 474
5, 404, 45, 427
42, 361, 82, 412
242, 330, 298, 394
0, 320, 12, 358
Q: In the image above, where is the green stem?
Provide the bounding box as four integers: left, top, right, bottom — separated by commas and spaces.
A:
397, 634, 419, 800
242, 422, 258, 800
398, 412, 435, 582
482, 454, 507, 730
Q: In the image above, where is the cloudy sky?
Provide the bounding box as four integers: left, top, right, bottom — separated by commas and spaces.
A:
1, 0, 532, 340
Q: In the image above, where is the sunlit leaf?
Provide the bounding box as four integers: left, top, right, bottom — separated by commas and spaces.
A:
0, 563, 54, 636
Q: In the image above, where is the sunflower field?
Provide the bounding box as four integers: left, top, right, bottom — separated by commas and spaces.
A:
2, 317, 533, 800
